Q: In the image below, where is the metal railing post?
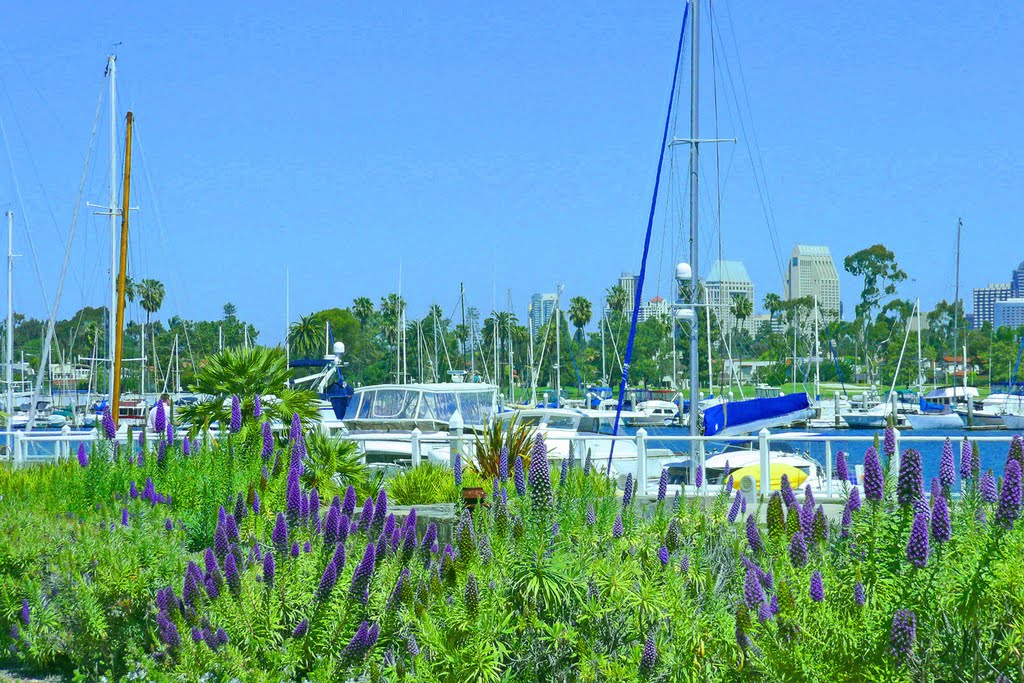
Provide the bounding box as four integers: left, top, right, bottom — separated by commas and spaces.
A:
636, 428, 648, 495
825, 440, 833, 498
12, 430, 21, 468
61, 425, 71, 461
758, 428, 770, 497
891, 427, 901, 476
410, 428, 422, 469
449, 412, 464, 472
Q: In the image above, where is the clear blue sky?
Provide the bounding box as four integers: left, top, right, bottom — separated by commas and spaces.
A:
1, 1, 1022, 344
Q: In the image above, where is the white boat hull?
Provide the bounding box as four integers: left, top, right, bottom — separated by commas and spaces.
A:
1000, 414, 1024, 430
841, 414, 888, 429
905, 413, 963, 430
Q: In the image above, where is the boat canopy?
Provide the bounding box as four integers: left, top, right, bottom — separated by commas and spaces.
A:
702, 393, 813, 437
351, 383, 498, 426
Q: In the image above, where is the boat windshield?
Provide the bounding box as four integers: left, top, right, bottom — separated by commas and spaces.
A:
544, 415, 580, 431
366, 389, 420, 420
457, 391, 494, 425
418, 392, 458, 421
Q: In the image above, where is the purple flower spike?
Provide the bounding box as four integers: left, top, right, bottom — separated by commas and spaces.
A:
897, 449, 923, 507
453, 449, 462, 487
835, 450, 848, 484
121, 508, 130, 527
622, 473, 634, 508
225, 515, 239, 543
657, 468, 668, 502
612, 515, 624, 538
746, 514, 764, 554
21, 598, 30, 625
166, 419, 174, 445
342, 486, 357, 517
155, 401, 166, 433
889, 610, 916, 663
316, 558, 338, 602
165, 518, 174, 531
77, 443, 89, 467
499, 445, 509, 483
727, 490, 742, 523
995, 460, 1022, 530
138, 428, 145, 450
781, 474, 797, 509
854, 582, 865, 606
224, 554, 241, 595
939, 438, 956, 489
130, 480, 138, 499
183, 436, 191, 456
290, 542, 300, 558
788, 532, 808, 568
658, 546, 669, 567
229, 395, 242, 433
883, 426, 896, 458
960, 437, 973, 480
695, 461, 703, 488
639, 631, 657, 676
292, 619, 309, 638
980, 470, 998, 503
514, 456, 526, 496
744, 567, 764, 608
809, 571, 824, 602
359, 497, 375, 534
586, 503, 595, 527
349, 543, 377, 605
906, 511, 930, 568
253, 393, 262, 419
214, 523, 230, 559
258, 422, 273, 462
528, 434, 553, 515
272, 513, 289, 554
931, 494, 951, 544
263, 552, 275, 586
849, 486, 862, 512
863, 447, 884, 502
371, 490, 388, 535
102, 406, 116, 440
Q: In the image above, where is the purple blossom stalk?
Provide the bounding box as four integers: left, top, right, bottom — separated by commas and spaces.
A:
420, 522, 438, 563
263, 552, 275, 587
657, 468, 668, 502
1009, 434, 1024, 469
528, 434, 554, 516
906, 511, 930, 568
157, 611, 180, 649
788, 532, 808, 568
21, 599, 30, 625
183, 436, 191, 456
225, 515, 239, 543
939, 438, 956, 489
658, 546, 669, 567
499, 445, 509, 482
258, 421, 273, 461
358, 497, 375, 535
229, 395, 241, 433
453, 449, 463, 487
166, 419, 174, 445
980, 470, 998, 503
272, 513, 289, 554
835, 450, 848, 484
253, 393, 262, 419
224, 554, 241, 596
695, 461, 703, 488
809, 571, 824, 602
291, 542, 300, 558
639, 631, 657, 676
165, 518, 174, 531
746, 514, 764, 554
155, 401, 166, 433
371, 490, 388, 535
883, 426, 896, 458
252, 490, 261, 515
744, 567, 764, 608
849, 485, 862, 512
612, 515, 624, 538
931, 494, 951, 544
102, 406, 116, 440
727, 490, 742, 523
342, 486, 357, 517
622, 473, 634, 508
316, 558, 338, 602
897, 449, 924, 507
129, 480, 138, 499
76, 442, 89, 467
854, 582, 865, 606
586, 503, 595, 527
995, 460, 1022, 530
960, 437, 973, 480
349, 543, 377, 604
138, 428, 145, 450
214, 523, 230, 559
157, 440, 166, 464
341, 622, 373, 663
559, 456, 569, 484
841, 501, 853, 537
889, 610, 916, 663
863, 446, 884, 502
234, 493, 246, 521
680, 554, 690, 573
292, 619, 308, 638
514, 456, 526, 496
781, 474, 797, 509
121, 508, 129, 527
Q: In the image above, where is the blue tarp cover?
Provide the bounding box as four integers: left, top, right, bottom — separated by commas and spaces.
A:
702, 393, 811, 437
919, 397, 948, 414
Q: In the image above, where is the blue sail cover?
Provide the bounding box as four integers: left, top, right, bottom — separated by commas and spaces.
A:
702, 393, 812, 437
919, 397, 948, 414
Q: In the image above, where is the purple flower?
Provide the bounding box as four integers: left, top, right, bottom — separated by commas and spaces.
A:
76, 442, 89, 467
165, 518, 174, 531
341, 622, 373, 663
102, 406, 116, 440
938, 438, 956, 489
559, 456, 569, 484
157, 611, 180, 649
680, 554, 690, 573
1009, 434, 1024, 469
256, 422, 273, 462
138, 428, 146, 450
342, 486, 356, 517
291, 542, 300, 558
889, 609, 916, 663
331, 542, 346, 572
848, 485, 862, 512
251, 490, 261, 515
727, 490, 742, 523
226, 515, 239, 543
528, 434, 553, 515
229, 395, 241, 433
121, 508, 129, 527
883, 426, 896, 458
20, 598, 30, 625
182, 566, 202, 607
995, 460, 1022, 530
906, 511, 930, 568
980, 470, 998, 503
897, 449, 923, 507
499, 445, 509, 482
166, 419, 174, 445
371, 490, 388, 535
316, 558, 338, 602
746, 514, 764, 554
758, 601, 772, 623
586, 503, 595, 527
263, 552, 275, 586
453, 449, 463, 487
272, 513, 289, 554
253, 393, 262, 419
214, 523, 230, 560
658, 546, 669, 567
809, 571, 824, 602
286, 478, 302, 525
780, 475, 797, 511
854, 582, 865, 606
863, 447, 884, 502
788, 532, 808, 568
359, 497, 375, 535
960, 437, 973, 480
744, 567, 764, 608
657, 468, 668, 501
292, 619, 308, 638
931, 494, 951, 544
612, 514, 624, 538
215, 628, 228, 646
155, 401, 166, 433
834, 450, 848, 484
695, 460, 703, 488
514, 456, 526, 496
420, 522, 438, 563
621, 472, 634, 508
183, 436, 191, 456
639, 631, 657, 676
349, 543, 377, 605
224, 554, 241, 596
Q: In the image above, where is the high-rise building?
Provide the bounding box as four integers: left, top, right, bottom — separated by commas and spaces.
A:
973, 283, 1012, 328
529, 293, 557, 333
618, 272, 639, 316
785, 245, 841, 321
705, 260, 756, 335
637, 296, 670, 323
995, 298, 1024, 330
1012, 261, 1024, 297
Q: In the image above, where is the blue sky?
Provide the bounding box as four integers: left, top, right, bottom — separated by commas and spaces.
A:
1, 1, 1022, 343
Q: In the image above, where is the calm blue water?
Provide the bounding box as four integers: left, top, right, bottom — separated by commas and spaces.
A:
623, 426, 1021, 483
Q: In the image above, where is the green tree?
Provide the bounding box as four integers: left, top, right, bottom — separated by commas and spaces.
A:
730, 294, 753, 335
605, 285, 626, 314
844, 244, 907, 380
568, 296, 593, 345
763, 293, 782, 329
352, 297, 374, 326
223, 303, 238, 320
289, 314, 322, 359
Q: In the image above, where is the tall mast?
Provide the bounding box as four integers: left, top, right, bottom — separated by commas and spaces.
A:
952, 218, 962, 394
107, 54, 117, 404
916, 298, 923, 392
813, 295, 820, 400
688, 0, 701, 443
507, 290, 514, 403
601, 306, 607, 386
555, 285, 562, 405
111, 112, 134, 426
6, 211, 13, 427
285, 267, 290, 367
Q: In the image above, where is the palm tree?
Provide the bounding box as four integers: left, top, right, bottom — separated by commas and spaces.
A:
763, 293, 782, 330
731, 294, 753, 335
138, 279, 166, 380
178, 346, 320, 435
223, 302, 238, 319
352, 297, 374, 326
568, 296, 592, 345
379, 294, 405, 347
289, 313, 322, 358
605, 285, 626, 314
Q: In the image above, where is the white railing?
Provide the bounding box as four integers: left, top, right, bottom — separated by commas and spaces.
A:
6, 426, 1019, 503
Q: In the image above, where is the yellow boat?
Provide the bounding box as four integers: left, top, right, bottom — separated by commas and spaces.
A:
729, 463, 808, 490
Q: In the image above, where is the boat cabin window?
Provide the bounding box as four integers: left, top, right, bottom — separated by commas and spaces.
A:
369, 389, 419, 419
516, 415, 543, 428
419, 392, 458, 421
457, 391, 493, 425
577, 417, 600, 434
544, 415, 579, 431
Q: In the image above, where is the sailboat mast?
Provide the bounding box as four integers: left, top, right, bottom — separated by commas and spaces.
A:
107, 54, 117, 405
555, 285, 562, 405
814, 295, 820, 400
687, 0, 701, 441
953, 218, 962, 396
111, 112, 134, 426
6, 211, 13, 427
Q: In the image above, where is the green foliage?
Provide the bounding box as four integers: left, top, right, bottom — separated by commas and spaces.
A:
386, 461, 483, 506
470, 413, 535, 479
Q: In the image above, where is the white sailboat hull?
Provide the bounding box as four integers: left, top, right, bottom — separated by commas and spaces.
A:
905, 413, 963, 430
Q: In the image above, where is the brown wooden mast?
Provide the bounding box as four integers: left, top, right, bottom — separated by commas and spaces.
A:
111, 111, 133, 426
